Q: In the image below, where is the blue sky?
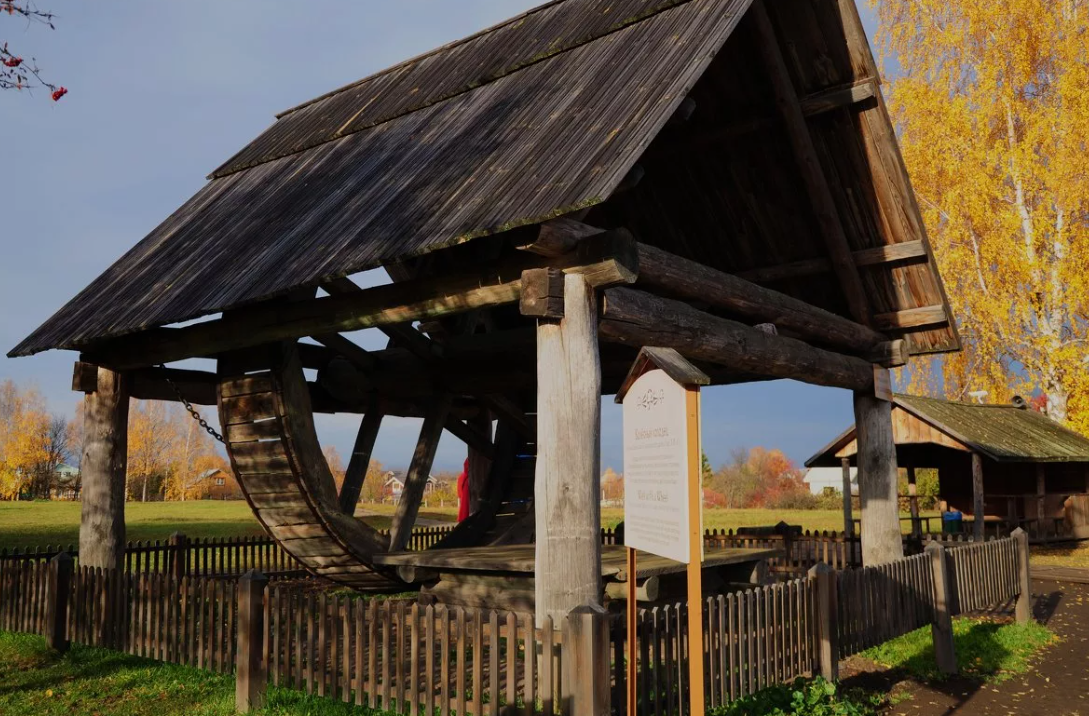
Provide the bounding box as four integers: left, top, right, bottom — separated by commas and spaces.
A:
1, 1, 882, 473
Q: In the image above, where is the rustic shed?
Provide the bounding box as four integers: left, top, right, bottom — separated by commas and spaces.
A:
807, 395, 1089, 540
11, 0, 960, 624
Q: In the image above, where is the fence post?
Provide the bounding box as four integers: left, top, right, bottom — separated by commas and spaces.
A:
924, 542, 957, 674
236, 570, 268, 713
1012, 528, 1031, 624
562, 603, 610, 716
46, 552, 74, 653
169, 532, 188, 583
808, 562, 838, 681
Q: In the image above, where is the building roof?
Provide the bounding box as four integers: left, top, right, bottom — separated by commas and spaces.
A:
11, 0, 958, 359
807, 394, 1089, 465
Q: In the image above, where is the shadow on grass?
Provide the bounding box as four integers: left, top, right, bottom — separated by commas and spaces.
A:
843, 617, 1055, 715
0, 636, 229, 699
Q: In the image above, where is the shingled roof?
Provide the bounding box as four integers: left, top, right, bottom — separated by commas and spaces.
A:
807, 395, 1089, 465
11, 0, 960, 359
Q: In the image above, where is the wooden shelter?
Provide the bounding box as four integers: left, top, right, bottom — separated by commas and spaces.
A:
807, 395, 1089, 541
10, 0, 960, 620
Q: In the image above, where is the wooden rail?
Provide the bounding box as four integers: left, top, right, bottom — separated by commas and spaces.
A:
0, 534, 1028, 714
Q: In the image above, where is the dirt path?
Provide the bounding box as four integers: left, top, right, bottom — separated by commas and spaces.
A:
842, 579, 1089, 715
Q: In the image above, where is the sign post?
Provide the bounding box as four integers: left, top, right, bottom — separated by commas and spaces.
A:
617, 347, 709, 716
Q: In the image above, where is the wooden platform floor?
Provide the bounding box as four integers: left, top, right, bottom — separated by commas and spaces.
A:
373, 545, 782, 580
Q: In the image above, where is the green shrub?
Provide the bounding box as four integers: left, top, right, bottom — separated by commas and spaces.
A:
708, 678, 882, 716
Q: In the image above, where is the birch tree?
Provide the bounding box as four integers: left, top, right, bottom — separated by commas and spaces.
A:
875, 0, 1089, 432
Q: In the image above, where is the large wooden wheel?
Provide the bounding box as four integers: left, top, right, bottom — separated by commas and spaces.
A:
217, 342, 534, 589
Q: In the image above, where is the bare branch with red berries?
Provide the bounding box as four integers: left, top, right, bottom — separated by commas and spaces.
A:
1, 1, 65, 100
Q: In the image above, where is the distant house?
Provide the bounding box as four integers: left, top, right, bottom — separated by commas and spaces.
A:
195, 468, 243, 500
803, 466, 857, 496
383, 471, 437, 502
51, 463, 81, 500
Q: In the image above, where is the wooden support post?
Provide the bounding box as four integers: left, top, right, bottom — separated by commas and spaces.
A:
808, 562, 838, 681
841, 457, 854, 537
535, 273, 602, 628
1012, 527, 1031, 624
626, 548, 637, 716
338, 403, 384, 514
924, 542, 958, 674
971, 453, 985, 541
853, 387, 904, 565
79, 366, 129, 572
1035, 464, 1047, 534
467, 411, 492, 515
168, 532, 188, 583
236, 569, 269, 713
685, 386, 705, 716
907, 464, 920, 537
390, 398, 451, 552
46, 552, 74, 654
562, 604, 611, 716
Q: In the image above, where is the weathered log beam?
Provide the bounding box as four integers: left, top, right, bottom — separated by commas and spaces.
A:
84, 230, 638, 370
874, 305, 949, 331
750, 1, 871, 325
647, 79, 875, 155
337, 399, 383, 515
636, 243, 888, 356
442, 416, 495, 459
516, 217, 605, 258
736, 240, 930, 284
389, 397, 451, 552
322, 278, 536, 441
600, 287, 875, 392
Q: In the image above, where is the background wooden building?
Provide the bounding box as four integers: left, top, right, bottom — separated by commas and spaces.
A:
808, 394, 1089, 540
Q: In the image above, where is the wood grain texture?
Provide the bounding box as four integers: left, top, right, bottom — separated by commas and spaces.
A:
636, 242, 887, 354
853, 391, 905, 566
601, 287, 875, 391
79, 367, 129, 571
535, 273, 602, 628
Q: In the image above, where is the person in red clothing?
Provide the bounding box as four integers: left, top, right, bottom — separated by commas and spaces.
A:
456, 457, 471, 522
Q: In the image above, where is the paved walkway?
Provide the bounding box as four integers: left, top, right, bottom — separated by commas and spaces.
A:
843, 579, 1089, 715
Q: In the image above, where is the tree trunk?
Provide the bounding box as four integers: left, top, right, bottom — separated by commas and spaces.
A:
853, 389, 904, 565
80, 367, 129, 571
535, 273, 602, 628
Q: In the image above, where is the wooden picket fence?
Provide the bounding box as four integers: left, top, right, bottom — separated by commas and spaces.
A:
0, 533, 1030, 715
946, 536, 1023, 615
835, 552, 935, 657
0, 525, 455, 576
264, 588, 542, 714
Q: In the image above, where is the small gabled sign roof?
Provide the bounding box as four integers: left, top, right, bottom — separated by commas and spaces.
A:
615, 346, 710, 403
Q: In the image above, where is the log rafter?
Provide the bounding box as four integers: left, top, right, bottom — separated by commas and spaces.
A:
82, 230, 638, 370
647, 79, 876, 158
749, 0, 872, 326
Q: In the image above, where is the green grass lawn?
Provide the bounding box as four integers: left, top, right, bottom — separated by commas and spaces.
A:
0, 631, 393, 715
859, 618, 1056, 683
0, 501, 459, 550
0, 501, 936, 550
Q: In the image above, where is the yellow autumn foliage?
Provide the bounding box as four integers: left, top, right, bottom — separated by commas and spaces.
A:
0, 379, 51, 499
874, 0, 1089, 432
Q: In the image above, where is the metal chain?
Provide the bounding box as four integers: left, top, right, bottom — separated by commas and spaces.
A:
158, 365, 225, 444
